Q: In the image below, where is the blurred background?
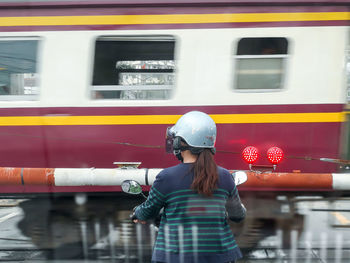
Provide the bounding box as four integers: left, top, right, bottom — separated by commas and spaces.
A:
0, 0, 349, 261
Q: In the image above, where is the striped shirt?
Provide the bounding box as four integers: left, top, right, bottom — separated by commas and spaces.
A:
135, 163, 246, 263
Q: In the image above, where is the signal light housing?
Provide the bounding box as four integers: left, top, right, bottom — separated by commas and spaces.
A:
242, 146, 258, 164
267, 147, 284, 165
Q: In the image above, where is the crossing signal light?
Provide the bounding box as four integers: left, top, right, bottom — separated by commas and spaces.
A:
267, 147, 284, 165
242, 146, 258, 164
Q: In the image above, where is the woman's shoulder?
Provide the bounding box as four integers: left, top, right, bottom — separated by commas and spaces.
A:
217, 166, 235, 188
217, 166, 231, 176
154, 163, 192, 193
158, 163, 191, 177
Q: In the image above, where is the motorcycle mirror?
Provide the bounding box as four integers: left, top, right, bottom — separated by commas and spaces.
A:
231, 171, 248, 186
121, 180, 143, 195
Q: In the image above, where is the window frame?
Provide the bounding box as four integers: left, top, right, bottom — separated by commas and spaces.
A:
0, 36, 41, 101
90, 35, 176, 101
233, 37, 289, 93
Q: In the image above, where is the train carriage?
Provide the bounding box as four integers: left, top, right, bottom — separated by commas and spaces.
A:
0, 0, 349, 259
0, 0, 348, 174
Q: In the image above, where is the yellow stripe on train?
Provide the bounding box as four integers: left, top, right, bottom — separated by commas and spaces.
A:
0, 112, 344, 126
0, 12, 349, 26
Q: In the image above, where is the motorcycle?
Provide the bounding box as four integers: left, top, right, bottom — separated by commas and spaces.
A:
121, 170, 248, 229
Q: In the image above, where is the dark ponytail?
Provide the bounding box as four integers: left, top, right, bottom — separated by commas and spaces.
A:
191, 149, 218, 196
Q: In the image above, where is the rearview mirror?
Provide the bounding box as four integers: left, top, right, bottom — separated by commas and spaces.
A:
232, 171, 248, 186
121, 180, 143, 195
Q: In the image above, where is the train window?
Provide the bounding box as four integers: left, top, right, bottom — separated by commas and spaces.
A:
92, 36, 175, 100
0, 38, 39, 100
234, 37, 288, 91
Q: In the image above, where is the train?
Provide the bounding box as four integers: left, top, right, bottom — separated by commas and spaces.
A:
0, 0, 348, 174
0, 0, 349, 259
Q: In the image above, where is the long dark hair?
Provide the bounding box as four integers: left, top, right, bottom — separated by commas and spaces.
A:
191, 149, 218, 196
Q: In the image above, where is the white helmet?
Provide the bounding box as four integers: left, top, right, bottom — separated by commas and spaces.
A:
166, 111, 217, 158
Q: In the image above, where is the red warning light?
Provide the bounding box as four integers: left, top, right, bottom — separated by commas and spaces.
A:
242, 146, 258, 164
267, 147, 284, 165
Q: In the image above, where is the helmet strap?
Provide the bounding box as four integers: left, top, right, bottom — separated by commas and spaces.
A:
175, 150, 184, 162
173, 137, 185, 162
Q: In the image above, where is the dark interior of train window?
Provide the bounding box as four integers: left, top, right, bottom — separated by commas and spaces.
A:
234, 37, 288, 91
92, 36, 175, 100
0, 39, 39, 99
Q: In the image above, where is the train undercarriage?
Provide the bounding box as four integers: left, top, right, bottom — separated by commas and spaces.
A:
15, 191, 311, 260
